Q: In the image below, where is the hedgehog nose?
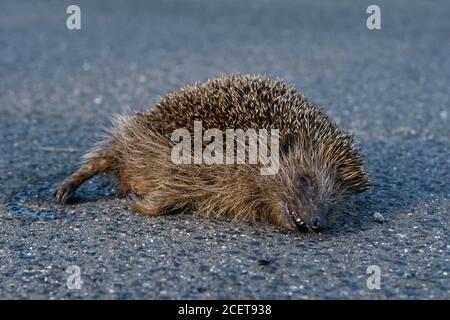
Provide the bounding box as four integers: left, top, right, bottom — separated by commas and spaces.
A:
311, 215, 326, 232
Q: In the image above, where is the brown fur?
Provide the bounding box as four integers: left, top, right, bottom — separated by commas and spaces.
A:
54, 74, 370, 232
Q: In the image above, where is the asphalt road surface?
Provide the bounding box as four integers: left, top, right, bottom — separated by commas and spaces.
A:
0, 0, 449, 299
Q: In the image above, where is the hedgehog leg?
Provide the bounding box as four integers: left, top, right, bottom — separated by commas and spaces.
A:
54, 157, 112, 204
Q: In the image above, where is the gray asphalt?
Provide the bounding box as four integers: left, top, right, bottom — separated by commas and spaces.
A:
0, 0, 449, 299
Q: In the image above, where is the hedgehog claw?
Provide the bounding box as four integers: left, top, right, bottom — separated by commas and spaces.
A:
54, 183, 75, 204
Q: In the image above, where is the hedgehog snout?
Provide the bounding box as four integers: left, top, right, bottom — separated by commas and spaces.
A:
309, 211, 328, 232
283, 200, 330, 232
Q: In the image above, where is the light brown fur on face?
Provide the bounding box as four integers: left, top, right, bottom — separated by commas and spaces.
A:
54, 74, 370, 232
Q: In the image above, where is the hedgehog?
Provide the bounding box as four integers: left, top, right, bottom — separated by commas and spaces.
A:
54, 74, 370, 232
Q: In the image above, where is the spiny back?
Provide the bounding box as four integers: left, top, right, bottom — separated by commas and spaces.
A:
133, 74, 369, 192
137, 74, 333, 136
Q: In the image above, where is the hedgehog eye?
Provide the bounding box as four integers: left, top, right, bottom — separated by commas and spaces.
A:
298, 176, 310, 191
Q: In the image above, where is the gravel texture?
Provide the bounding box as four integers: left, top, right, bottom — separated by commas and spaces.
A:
0, 0, 449, 299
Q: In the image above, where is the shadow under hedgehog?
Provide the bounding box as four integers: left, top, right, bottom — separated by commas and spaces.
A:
54, 74, 371, 232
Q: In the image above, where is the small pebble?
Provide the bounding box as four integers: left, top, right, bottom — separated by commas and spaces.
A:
373, 212, 385, 224
93, 96, 103, 104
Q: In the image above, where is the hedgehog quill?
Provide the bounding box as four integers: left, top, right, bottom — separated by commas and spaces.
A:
54, 74, 370, 232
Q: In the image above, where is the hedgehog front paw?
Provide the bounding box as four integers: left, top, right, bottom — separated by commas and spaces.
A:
53, 183, 75, 204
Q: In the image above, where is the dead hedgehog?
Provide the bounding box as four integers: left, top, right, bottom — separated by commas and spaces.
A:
54, 74, 370, 232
